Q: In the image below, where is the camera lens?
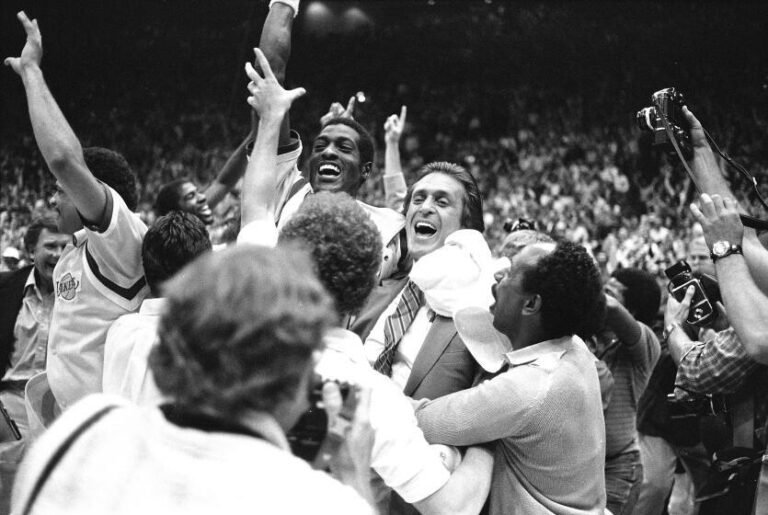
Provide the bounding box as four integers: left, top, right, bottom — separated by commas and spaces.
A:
636, 107, 656, 132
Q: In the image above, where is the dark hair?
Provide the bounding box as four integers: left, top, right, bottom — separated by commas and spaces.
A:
279, 192, 381, 317
142, 211, 212, 296
155, 179, 189, 216
521, 240, 605, 339
151, 246, 333, 418
83, 147, 138, 211
611, 268, 662, 326
320, 117, 375, 169
403, 162, 485, 232
23, 217, 60, 255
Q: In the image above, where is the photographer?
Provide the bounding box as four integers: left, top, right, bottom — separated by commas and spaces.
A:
12, 246, 376, 513
682, 107, 768, 364
664, 257, 767, 513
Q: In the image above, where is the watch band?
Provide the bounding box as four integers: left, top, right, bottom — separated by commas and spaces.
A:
662, 322, 680, 343
710, 243, 743, 263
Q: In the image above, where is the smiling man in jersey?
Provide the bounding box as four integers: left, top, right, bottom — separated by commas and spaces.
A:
5, 12, 149, 413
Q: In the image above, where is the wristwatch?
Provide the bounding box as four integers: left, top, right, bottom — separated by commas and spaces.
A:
710, 240, 743, 263
662, 322, 680, 343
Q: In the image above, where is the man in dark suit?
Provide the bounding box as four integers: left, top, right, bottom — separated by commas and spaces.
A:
357, 161, 486, 515
0, 217, 68, 510
360, 161, 485, 401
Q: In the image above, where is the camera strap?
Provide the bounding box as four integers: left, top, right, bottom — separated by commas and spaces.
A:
657, 107, 697, 182
657, 99, 768, 230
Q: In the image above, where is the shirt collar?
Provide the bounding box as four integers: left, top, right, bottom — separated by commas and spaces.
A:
505, 335, 579, 367
139, 297, 167, 315
23, 268, 39, 298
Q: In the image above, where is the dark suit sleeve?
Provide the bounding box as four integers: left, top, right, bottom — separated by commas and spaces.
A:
0, 266, 33, 375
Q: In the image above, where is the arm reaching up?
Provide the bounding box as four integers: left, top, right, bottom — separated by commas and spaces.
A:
5, 11, 107, 226
240, 48, 306, 229
691, 193, 768, 363
205, 0, 299, 209
684, 108, 768, 294
383, 105, 408, 211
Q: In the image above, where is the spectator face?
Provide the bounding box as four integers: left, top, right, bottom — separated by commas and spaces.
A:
405, 172, 464, 261
50, 184, 83, 235
2, 257, 20, 271
176, 182, 213, 225
688, 238, 714, 276
33, 228, 70, 287
308, 124, 366, 196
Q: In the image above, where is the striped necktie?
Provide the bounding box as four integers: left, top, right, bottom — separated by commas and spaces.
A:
373, 280, 425, 377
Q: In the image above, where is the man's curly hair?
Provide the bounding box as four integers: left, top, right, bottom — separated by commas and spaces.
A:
521, 240, 606, 339
83, 147, 138, 211
279, 192, 382, 317
150, 246, 333, 418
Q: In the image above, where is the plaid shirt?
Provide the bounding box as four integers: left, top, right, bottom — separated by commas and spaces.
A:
676, 327, 768, 446
676, 328, 761, 395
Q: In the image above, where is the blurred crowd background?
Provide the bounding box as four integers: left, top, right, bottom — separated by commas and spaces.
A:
2, 0, 768, 276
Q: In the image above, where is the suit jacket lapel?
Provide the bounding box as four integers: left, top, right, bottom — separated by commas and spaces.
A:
403, 316, 455, 397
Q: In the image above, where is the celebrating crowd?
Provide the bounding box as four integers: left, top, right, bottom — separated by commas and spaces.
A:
2, 1, 768, 514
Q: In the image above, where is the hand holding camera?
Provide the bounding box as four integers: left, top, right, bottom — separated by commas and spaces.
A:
664, 260, 718, 327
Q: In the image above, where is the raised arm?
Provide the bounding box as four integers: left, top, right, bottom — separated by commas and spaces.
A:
206, 0, 298, 208
259, 0, 298, 147
240, 49, 305, 228
5, 11, 107, 224
204, 110, 258, 209
383, 105, 408, 212
684, 108, 768, 294
691, 193, 768, 364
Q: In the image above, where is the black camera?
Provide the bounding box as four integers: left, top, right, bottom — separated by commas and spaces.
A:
664, 260, 718, 326
637, 88, 693, 160
287, 377, 351, 464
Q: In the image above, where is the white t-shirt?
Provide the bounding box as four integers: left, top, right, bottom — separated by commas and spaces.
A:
102, 298, 166, 406
13, 395, 372, 515
47, 186, 149, 410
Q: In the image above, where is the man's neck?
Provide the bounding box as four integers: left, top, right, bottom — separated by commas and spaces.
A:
508, 323, 558, 351
34, 268, 54, 296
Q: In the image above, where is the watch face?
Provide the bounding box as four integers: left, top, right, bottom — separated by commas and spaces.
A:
712, 241, 730, 257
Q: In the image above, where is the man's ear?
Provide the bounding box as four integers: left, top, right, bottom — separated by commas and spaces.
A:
360, 162, 372, 182
523, 294, 542, 315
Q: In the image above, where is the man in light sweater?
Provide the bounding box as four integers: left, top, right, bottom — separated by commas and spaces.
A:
415, 240, 608, 514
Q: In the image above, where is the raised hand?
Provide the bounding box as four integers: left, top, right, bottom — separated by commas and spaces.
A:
384, 105, 408, 145
244, 48, 305, 122
319, 95, 356, 126
690, 193, 745, 249
4, 11, 43, 75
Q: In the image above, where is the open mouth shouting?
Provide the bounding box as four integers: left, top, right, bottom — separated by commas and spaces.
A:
413, 221, 438, 239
